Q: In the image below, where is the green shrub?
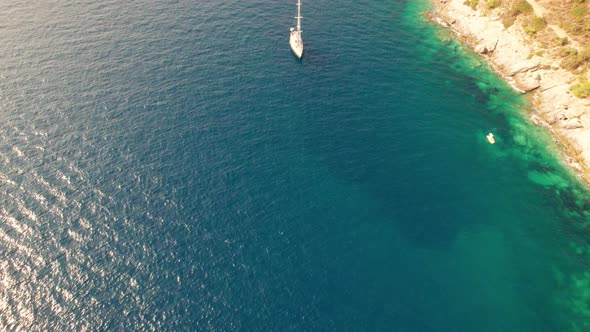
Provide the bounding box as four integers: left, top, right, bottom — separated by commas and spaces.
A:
580, 46, 590, 60
464, 0, 479, 9
502, 17, 516, 28
560, 47, 578, 57
510, 0, 533, 16
525, 16, 547, 34
563, 22, 583, 35
561, 50, 583, 70
560, 48, 590, 71
571, 6, 588, 21
562, 56, 583, 70
572, 81, 590, 98
486, 0, 501, 9
558, 37, 569, 46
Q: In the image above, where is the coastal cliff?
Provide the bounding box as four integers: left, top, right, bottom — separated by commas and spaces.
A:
429, 0, 590, 182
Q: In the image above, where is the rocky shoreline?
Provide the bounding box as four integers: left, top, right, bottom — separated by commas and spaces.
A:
428, 0, 590, 184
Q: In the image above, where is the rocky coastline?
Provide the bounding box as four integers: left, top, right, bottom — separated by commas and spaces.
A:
428, 0, 590, 183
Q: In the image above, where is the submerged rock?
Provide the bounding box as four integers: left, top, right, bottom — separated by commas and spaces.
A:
514, 134, 528, 146
528, 170, 569, 189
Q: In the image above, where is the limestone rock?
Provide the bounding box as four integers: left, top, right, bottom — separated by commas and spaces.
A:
522, 81, 540, 93
474, 44, 488, 54
563, 118, 583, 130
509, 62, 540, 76
514, 134, 528, 146
547, 113, 559, 124
429, 0, 590, 181
514, 72, 540, 93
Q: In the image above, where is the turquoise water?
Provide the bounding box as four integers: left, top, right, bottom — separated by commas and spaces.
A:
1, 0, 590, 330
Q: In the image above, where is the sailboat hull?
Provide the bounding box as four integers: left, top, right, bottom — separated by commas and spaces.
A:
290, 30, 303, 59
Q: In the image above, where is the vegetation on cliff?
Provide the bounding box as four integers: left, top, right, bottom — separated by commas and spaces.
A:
464, 0, 590, 97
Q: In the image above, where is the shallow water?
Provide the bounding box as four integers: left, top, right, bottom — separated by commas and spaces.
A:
0, 0, 590, 330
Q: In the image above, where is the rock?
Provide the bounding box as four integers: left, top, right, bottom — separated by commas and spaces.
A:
514, 72, 540, 93
514, 134, 528, 146
433, 16, 449, 27
489, 39, 499, 53
475, 44, 489, 54
509, 62, 541, 76
563, 118, 583, 130
522, 81, 540, 93
431, 0, 590, 182
474, 40, 499, 54
547, 114, 558, 124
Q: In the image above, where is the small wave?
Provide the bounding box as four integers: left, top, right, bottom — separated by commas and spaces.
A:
30, 191, 46, 203
0, 223, 44, 267
67, 229, 85, 243
79, 217, 91, 229
55, 169, 73, 187
11, 146, 24, 158
32, 130, 48, 137
67, 163, 85, 179
1, 209, 33, 235
0, 151, 9, 165
31, 171, 68, 205
49, 205, 64, 220
17, 201, 38, 222
0, 173, 17, 186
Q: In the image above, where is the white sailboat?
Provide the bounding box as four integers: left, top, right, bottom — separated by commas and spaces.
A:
289, 0, 303, 59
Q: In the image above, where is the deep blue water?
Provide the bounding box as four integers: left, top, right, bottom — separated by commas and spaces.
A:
1, 0, 590, 331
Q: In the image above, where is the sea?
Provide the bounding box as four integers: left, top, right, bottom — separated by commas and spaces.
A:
1, 0, 590, 331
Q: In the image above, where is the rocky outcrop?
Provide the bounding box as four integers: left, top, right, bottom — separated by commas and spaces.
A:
430, 0, 590, 183
508, 62, 541, 77
563, 118, 584, 130
474, 40, 498, 54
514, 70, 541, 93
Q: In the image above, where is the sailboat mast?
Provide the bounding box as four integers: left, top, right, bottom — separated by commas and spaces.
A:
296, 0, 302, 32
289, 0, 304, 59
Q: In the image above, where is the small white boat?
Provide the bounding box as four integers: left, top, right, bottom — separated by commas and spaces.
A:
290, 0, 303, 59
486, 133, 495, 144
